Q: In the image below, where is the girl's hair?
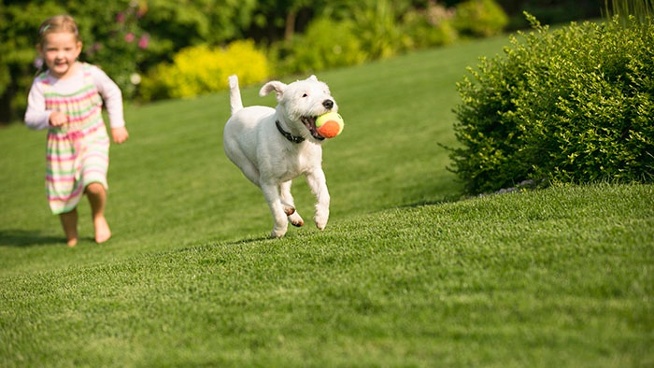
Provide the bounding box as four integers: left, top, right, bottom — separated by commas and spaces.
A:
38, 15, 80, 46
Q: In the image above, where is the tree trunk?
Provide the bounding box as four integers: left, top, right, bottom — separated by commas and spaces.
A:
285, 9, 297, 41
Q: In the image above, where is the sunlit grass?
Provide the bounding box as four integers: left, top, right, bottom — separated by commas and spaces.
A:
1, 34, 652, 367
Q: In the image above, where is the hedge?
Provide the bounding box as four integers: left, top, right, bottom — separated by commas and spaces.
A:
450, 14, 654, 194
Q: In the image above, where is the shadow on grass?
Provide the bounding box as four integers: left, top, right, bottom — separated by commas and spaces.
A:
0, 229, 62, 247
398, 195, 463, 209
223, 235, 272, 246
186, 235, 273, 252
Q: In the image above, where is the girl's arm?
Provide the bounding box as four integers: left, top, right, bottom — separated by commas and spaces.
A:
24, 81, 51, 130
91, 65, 129, 143
90, 65, 126, 129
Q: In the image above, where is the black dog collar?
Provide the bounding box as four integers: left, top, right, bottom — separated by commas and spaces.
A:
276, 120, 305, 144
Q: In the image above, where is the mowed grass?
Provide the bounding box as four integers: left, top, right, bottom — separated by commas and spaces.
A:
1, 35, 653, 367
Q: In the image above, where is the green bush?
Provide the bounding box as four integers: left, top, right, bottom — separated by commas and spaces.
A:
271, 0, 459, 76
402, 2, 458, 49
454, 0, 509, 37
270, 17, 366, 76
139, 40, 269, 101
348, 0, 412, 60
450, 14, 654, 194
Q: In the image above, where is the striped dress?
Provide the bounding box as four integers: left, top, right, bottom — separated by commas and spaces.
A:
27, 63, 115, 214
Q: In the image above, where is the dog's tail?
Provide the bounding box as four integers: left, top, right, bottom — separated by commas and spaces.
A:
229, 75, 244, 115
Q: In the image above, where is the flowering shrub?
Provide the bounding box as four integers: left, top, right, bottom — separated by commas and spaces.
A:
83, 0, 151, 99
140, 40, 269, 101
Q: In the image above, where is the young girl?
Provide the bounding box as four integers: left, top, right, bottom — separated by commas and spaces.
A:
25, 15, 129, 247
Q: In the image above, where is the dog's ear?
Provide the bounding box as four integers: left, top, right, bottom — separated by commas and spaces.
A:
260, 81, 286, 100
308, 75, 318, 82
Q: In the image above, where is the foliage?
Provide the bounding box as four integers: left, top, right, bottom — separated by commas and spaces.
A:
0, 1, 67, 123
136, 0, 258, 63
603, 0, 654, 23
139, 40, 269, 100
80, 0, 152, 99
0, 0, 515, 119
402, 1, 458, 49
450, 14, 654, 194
454, 0, 509, 37
0, 0, 155, 121
270, 17, 366, 76
0, 0, 260, 123
347, 0, 412, 60
270, 0, 461, 76
153, 0, 257, 43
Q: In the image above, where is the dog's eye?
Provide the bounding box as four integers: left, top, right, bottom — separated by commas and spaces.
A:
302, 93, 308, 97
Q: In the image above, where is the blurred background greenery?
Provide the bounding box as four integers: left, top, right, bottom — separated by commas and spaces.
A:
0, 0, 603, 124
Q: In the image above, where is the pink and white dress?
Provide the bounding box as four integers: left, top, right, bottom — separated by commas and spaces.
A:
25, 62, 125, 214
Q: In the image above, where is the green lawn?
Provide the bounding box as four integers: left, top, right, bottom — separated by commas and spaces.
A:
1, 35, 652, 367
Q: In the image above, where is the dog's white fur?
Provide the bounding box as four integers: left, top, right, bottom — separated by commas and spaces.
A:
223, 75, 338, 238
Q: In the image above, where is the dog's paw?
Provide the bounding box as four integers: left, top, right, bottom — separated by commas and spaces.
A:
314, 207, 329, 231
314, 215, 329, 231
270, 228, 287, 238
289, 212, 304, 227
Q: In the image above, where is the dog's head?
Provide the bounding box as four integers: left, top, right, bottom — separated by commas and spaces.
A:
260, 75, 338, 141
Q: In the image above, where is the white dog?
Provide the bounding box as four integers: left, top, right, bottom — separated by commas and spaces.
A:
223, 75, 338, 238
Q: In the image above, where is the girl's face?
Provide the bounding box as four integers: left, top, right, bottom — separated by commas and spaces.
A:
38, 32, 82, 79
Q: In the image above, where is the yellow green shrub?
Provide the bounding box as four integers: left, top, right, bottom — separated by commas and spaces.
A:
140, 40, 269, 101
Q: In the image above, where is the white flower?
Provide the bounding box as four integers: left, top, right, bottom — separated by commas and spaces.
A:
130, 73, 142, 85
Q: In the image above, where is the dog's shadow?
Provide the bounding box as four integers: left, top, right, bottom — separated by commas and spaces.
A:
0, 229, 62, 247
224, 235, 274, 246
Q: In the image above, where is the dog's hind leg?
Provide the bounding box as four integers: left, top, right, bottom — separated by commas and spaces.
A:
224, 142, 260, 186
260, 182, 290, 238
280, 180, 304, 227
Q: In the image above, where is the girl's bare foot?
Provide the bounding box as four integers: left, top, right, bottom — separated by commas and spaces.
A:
67, 238, 78, 247
94, 216, 112, 243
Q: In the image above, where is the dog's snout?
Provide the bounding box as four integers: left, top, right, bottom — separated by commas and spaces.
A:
322, 100, 334, 110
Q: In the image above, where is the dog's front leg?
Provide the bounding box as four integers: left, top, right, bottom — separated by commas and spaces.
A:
260, 183, 289, 238
306, 169, 330, 230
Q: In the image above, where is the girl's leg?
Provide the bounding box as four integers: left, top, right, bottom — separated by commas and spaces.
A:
85, 183, 111, 243
59, 209, 79, 247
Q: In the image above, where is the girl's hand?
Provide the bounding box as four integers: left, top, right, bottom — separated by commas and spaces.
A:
111, 127, 129, 144
49, 111, 68, 127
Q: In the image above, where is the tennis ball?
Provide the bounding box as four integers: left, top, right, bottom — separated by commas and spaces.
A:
315, 112, 344, 138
